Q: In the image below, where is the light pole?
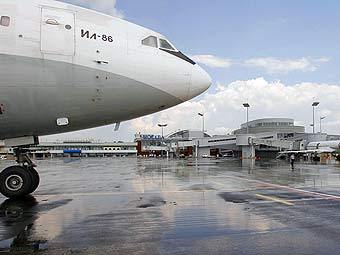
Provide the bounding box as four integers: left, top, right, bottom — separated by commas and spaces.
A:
320, 116, 326, 133
198, 113, 205, 136
158, 123, 167, 158
312, 101, 320, 134
243, 103, 250, 134
158, 124, 168, 139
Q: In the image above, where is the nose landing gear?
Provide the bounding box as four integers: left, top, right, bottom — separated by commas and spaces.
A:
0, 149, 40, 199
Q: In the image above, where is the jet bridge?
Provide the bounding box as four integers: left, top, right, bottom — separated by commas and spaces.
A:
234, 135, 293, 158
172, 133, 296, 158
251, 138, 294, 150
238, 137, 294, 159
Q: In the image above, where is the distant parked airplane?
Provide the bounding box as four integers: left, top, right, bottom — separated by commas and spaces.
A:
278, 140, 340, 155
0, 0, 212, 198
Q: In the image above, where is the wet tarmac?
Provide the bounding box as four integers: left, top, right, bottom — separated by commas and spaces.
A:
1, 158, 340, 254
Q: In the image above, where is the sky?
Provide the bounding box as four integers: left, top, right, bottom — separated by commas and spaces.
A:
45, 0, 340, 142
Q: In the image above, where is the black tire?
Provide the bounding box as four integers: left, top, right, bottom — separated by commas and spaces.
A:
27, 168, 40, 194
0, 166, 33, 199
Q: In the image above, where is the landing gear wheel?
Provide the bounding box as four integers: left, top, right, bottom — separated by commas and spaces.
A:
0, 166, 33, 199
27, 168, 40, 194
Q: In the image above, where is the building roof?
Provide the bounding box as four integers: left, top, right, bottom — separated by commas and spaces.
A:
240, 118, 294, 129
167, 130, 211, 140
234, 118, 305, 135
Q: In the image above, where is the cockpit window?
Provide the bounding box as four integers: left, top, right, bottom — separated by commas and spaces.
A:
159, 39, 175, 51
142, 36, 158, 48
0, 16, 10, 27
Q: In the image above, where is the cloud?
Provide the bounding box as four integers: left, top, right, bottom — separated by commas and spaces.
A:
189, 54, 330, 74
129, 78, 340, 136
244, 57, 330, 74
190, 55, 232, 68
59, 0, 124, 18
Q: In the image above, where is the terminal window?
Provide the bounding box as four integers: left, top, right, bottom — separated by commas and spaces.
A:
0, 16, 10, 27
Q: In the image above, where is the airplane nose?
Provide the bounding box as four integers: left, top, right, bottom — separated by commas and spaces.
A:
188, 65, 212, 99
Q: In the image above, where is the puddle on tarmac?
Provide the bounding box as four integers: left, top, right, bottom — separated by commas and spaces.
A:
134, 196, 167, 208
218, 192, 252, 204
183, 184, 217, 191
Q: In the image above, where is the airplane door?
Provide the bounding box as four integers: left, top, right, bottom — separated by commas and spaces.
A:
41, 7, 75, 55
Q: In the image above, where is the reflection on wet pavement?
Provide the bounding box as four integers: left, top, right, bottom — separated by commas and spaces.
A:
0, 158, 340, 254
0, 196, 71, 254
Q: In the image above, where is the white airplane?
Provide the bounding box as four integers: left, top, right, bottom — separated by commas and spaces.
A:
278, 140, 340, 155
0, 0, 212, 198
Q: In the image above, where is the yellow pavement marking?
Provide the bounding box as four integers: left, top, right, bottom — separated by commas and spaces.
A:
255, 194, 294, 206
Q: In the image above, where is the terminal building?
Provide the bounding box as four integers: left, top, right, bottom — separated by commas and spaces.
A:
135, 131, 210, 157
233, 118, 305, 137
1, 118, 339, 160
0, 141, 137, 159
136, 118, 340, 159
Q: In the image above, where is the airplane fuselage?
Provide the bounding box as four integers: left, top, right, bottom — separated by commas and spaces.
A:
0, 0, 211, 140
